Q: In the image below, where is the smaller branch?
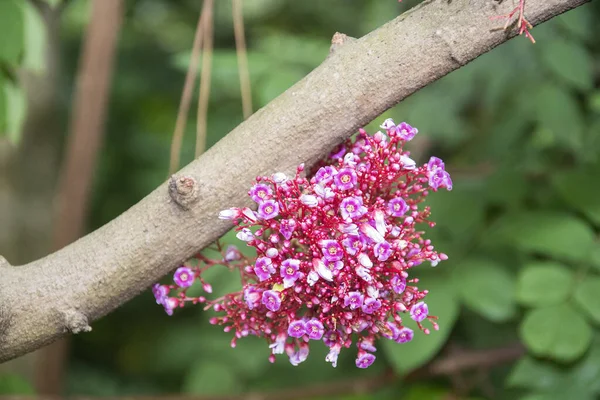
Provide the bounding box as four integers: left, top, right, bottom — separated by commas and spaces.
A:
195, 0, 214, 158
232, 0, 253, 120
168, 3, 208, 174
329, 32, 356, 55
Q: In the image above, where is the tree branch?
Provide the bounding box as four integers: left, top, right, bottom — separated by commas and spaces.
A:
0, 0, 588, 363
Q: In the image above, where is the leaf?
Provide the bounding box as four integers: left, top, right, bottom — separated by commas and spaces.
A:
552, 167, 600, 226
491, 211, 595, 262
484, 169, 528, 207
568, 336, 600, 394
182, 362, 242, 395
573, 276, 600, 324
0, 374, 35, 395
555, 4, 594, 40
44, 0, 62, 8
0, 0, 24, 65
589, 246, 600, 273
516, 261, 574, 307
257, 67, 305, 106
520, 304, 592, 362
382, 276, 459, 374
508, 356, 565, 391
539, 37, 593, 91
454, 258, 516, 322
3, 80, 26, 145
21, 1, 47, 73
535, 84, 585, 150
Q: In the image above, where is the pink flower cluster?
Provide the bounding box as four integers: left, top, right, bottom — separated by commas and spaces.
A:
153, 119, 451, 368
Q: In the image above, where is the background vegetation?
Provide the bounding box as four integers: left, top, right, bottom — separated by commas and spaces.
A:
1, 0, 599, 399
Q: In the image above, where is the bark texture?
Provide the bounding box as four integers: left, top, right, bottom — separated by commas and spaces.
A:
0, 0, 589, 362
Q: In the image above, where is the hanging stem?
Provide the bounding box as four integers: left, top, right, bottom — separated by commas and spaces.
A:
195, 0, 214, 158
233, 0, 253, 119
168, 1, 209, 174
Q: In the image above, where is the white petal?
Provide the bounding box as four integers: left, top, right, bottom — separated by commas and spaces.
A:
358, 253, 373, 268
360, 223, 385, 243
315, 259, 333, 281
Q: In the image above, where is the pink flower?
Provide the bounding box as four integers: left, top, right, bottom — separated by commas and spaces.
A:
361, 297, 381, 314
173, 266, 195, 288
340, 196, 367, 220
344, 292, 364, 310
254, 257, 276, 281
334, 168, 357, 190
287, 320, 307, 338
280, 259, 301, 288
155, 118, 449, 368
262, 290, 282, 312
258, 200, 280, 219
355, 353, 376, 369
249, 183, 273, 203
410, 301, 429, 322
387, 198, 408, 217
306, 319, 325, 340
320, 240, 344, 262
395, 327, 414, 343
152, 284, 169, 305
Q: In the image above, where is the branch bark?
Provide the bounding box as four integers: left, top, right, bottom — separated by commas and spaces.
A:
0, 0, 588, 363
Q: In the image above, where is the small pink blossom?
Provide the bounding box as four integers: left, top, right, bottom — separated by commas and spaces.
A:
262, 290, 282, 312
173, 266, 195, 288
410, 301, 429, 322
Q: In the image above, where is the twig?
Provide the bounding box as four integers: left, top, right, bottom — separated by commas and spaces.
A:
232, 0, 253, 119
195, 0, 214, 157
168, 2, 208, 174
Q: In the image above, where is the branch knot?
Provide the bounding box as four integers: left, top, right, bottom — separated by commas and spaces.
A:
63, 310, 92, 334
169, 175, 200, 210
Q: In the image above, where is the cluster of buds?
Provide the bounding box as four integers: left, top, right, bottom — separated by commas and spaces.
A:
153, 118, 452, 368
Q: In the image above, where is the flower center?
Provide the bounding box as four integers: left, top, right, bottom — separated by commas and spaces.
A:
328, 247, 338, 255
341, 175, 350, 183
287, 267, 294, 275
265, 206, 273, 214
346, 204, 355, 212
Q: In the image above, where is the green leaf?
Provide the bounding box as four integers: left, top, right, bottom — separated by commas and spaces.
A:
552, 167, 600, 226
0, 0, 24, 65
182, 362, 242, 395
257, 67, 305, 106
454, 258, 516, 322
569, 336, 600, 394
520, 304, 592, 362
402, 385, 455, 400
491, 211, 595, 262
516, 261, 574, 307
0, 374, 35, 395
555, 5, 594, 41
44, 0, 62, 8
3, 80, 26, 145
539, 37, 594, 91
0, 76, 6, 137
535, 84, 585, 150
508, 356, 565, 391
573, 276, 600, 324
382, 277, 459, 374
484, 169, 528, 207
21, 1, 47, 73
589, 246, 600, 273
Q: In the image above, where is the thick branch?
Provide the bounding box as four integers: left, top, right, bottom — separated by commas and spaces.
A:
0, 0, 588, 362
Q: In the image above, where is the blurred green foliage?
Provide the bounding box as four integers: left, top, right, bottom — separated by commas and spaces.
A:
1, 0, 600, 399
